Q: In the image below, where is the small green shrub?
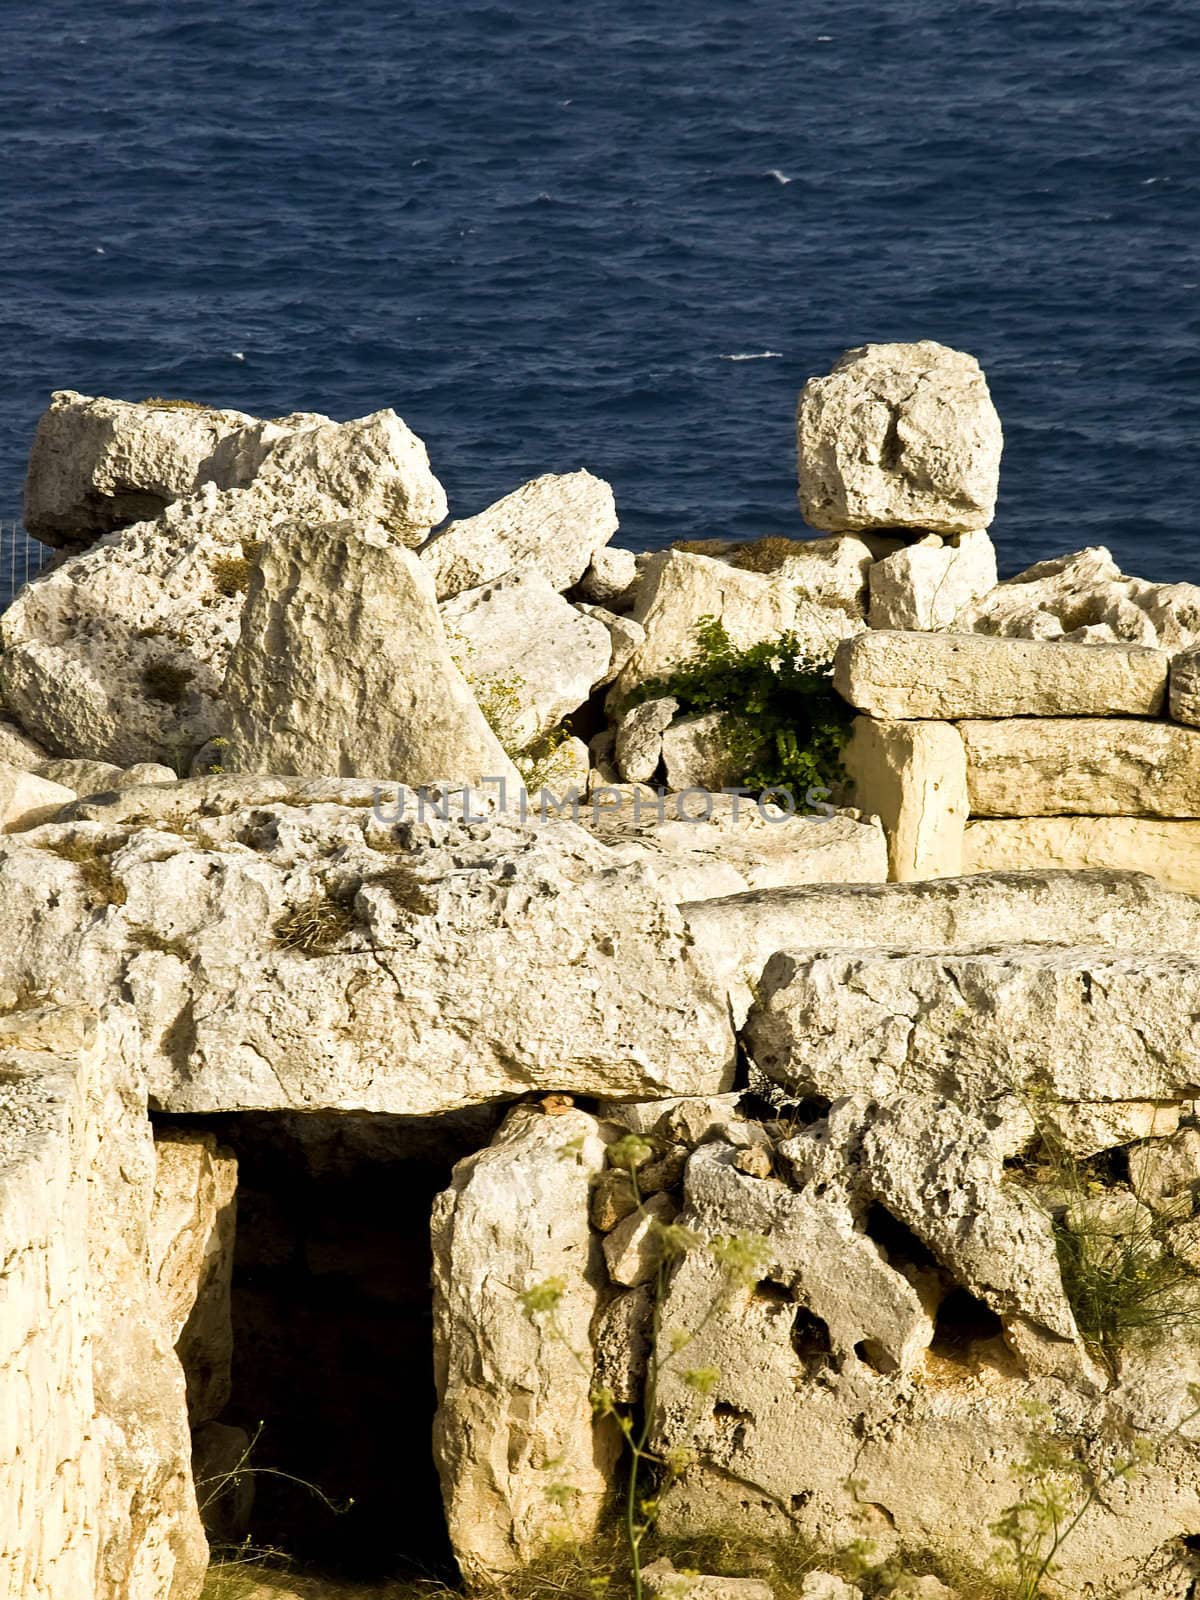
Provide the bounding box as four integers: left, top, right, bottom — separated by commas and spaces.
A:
1019, 1122, 1200, 1373
210, 555, 253, 597
274, 890, 356, 954
142, 657, 194, 706
623, 617, 852, 798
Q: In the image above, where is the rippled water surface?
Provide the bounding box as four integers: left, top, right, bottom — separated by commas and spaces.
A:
0, 0, 1197, 580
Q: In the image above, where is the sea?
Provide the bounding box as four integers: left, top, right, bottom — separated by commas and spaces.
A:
1, 0, 1198, 606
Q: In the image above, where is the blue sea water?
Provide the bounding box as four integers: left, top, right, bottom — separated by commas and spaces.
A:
0, 0, 1197, 590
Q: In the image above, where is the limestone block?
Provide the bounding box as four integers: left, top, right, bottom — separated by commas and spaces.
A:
245, 408, 447, 545
602, 1191, 677, 1287
796, 341, 1002, 534
963, 816, 1200, 894
577, 545, 639, 608
0, 789, 735, 1114
0, 717, 49, 770
833, 631, 1168, 720
150, 1129, 238, 1423
222, 520, 520, 788
842, 717, 966, 882
682, 869, 1200, 1030
589, 794, 887, 902
661, 712, 745, 792
960, 718, 1200, 817
868, 530, 997, 631
442, 569, 612, 750
421, 470, 617, 599
643, 1558, 776, 1600
0, 762, 75, 832
615, 697, 678, 783
24, 389, 253, 546
431, 1106, 620, 1580
746, 945, 1200, 1114
1170, 647, 1200, 727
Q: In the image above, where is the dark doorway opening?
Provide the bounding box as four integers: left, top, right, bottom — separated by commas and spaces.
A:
160, 1106, 500, 1584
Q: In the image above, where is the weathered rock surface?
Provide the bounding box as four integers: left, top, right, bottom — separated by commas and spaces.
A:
222, 521, 519, 787
796, 342, 1002, 534
964, 816, 1200, 895
0, 1003, 205, 1600
0, 788, 734, 1113
582, 605, 646, 686
589, 794, 887, 902
661, 712, 745, 792
149, 1129, 237, 1424
747, 945, 1200, 1114
24, 390, 253, 546
961, 546, 1200, 652
577, 544, 639, 608
232, 409, 447, 545
611, 550, 861, 704
0, 762, 75, 832
431, 1105, 620, 1580
0, 480, 339, 764
643, 1558, 775, 1600
833, 630, 1168, 720
0, 716, 49, 770
1170, 647, 1200, 728
614, 696, 678, 783
867, 531, 997, 631
960, 717, 1200, 817
5, 403, 449, 766
653, 1101, 1200, 1597
36, 758, 176, 797
421, 470, 618, 599
842, 717, 966, 882
442, 569, 611, 750
681, 868, 1200, 1025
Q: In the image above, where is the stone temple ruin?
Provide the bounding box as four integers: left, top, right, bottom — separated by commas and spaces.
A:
4, 347, 1200, 1600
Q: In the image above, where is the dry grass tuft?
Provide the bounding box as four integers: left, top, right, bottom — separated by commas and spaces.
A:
39, 835, 128, 908
367, 863, 436, 919
274, 890, 357, 954
142, 657, 194, 706
141, 396, 210, 412
729, 537, 800, 573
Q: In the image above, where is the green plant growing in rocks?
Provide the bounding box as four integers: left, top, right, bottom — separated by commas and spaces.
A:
624, 616, 853, 798
142, 656, 194, 706
987, 1395, 1200, 1600
522, 1133, 771, 1600
1017, 1118, 1200, 1374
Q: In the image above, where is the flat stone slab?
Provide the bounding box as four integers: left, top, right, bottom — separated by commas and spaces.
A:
746, 944, 1200, 1108
960, 717, 1200, 817
833, 631, 1168, 719
680, 868, 1200, 1024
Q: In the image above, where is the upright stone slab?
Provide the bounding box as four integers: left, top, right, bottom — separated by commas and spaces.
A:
842, 717, 966, 881
431, 1106, 620, 1580
796, 341, 1002, 534
1170, 647, 1200, 727
867, 530, 997, 632
223, 520, 520, 787
833, 631, 1168, 720
960, 718, 1200, 817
